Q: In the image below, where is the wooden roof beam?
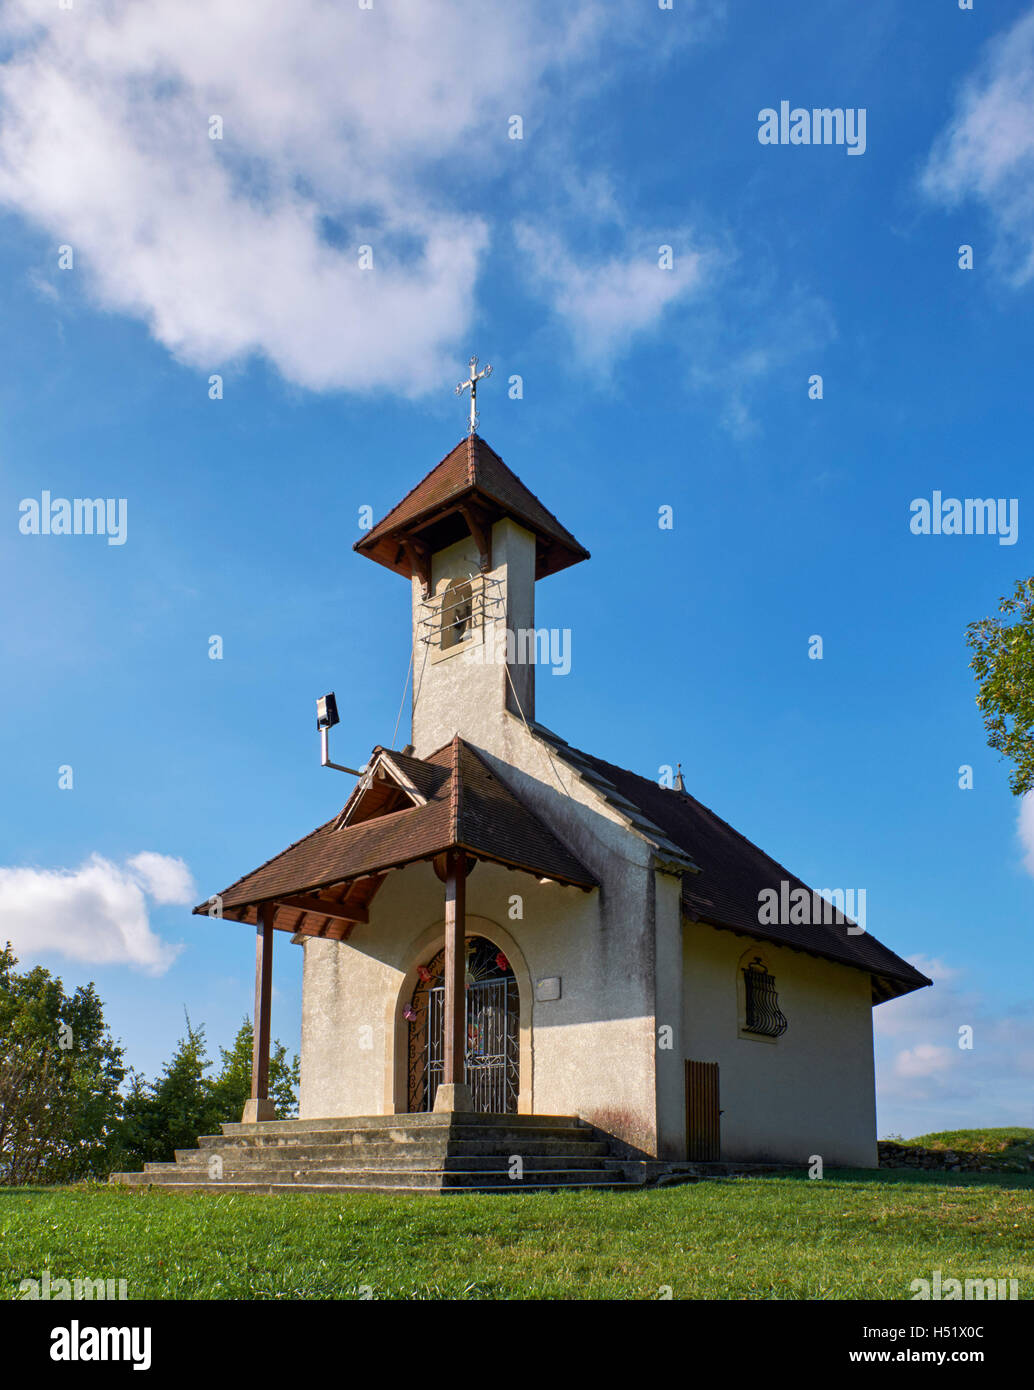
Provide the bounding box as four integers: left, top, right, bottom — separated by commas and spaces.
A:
458, 503, 492, 571
399, 537, 431, 597
276, 894, 369, 924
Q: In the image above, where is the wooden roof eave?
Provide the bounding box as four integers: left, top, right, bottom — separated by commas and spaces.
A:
200, 846, 449, 921
682, 910, 931, 1002
204, 870, 390, 940
356, 494, 587, 583
200, 838, 596, 939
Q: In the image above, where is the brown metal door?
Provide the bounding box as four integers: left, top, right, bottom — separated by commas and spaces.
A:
685, 1060, 720, 1161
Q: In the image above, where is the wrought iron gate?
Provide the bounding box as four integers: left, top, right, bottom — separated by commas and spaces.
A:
424, 975, 519, 1114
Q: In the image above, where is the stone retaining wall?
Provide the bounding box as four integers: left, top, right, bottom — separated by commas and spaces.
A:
878, 1141, 1034, 1173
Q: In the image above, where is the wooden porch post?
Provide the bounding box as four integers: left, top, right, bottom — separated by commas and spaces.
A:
244, 901, 276, 1122
442, 852, 466, 1085
436, 851, 472, 1111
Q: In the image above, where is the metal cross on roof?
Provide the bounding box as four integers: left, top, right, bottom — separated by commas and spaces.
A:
455, 355, 492, 435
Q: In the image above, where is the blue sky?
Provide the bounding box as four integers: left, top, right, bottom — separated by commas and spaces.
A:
1, 0, 1032, 1137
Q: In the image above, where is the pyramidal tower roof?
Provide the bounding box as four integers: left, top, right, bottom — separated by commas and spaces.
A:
354, 434, 589, 582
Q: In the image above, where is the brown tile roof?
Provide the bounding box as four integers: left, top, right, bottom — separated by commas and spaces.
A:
354, 434, 590, 580
194, 737, 597, 921
195, 719, 927, 1002
533, 727, 931, 1002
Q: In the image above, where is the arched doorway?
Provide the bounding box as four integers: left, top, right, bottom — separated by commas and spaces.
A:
405, 936, 519, 1113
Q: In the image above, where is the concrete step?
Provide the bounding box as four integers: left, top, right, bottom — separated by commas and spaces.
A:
110, 1169, 630, 1193
218, 1113, 585, 1138
436, 1169, 620, 1189
182, 1138, 608, 1164
131, 1167, 613, 1187
198, 1124, 594, 1150
161, 1151, 610, 1175
106, 1113, 633, 1194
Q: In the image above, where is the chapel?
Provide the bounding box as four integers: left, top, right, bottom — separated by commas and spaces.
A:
177, 421, 930, 1174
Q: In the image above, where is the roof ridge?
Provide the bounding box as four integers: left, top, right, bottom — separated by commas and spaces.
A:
380, 746, 432, 770
473, 438, 586, 552
422, 736, 457, 765
449, 734, 461, 844
530, 729, 695, 865
456, 741, 597, 886
360, 435, 471, 539
564, 741, 805, 880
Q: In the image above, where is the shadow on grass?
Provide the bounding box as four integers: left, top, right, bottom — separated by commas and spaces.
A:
772, 1167, 1034, 1191
0, 1183, 126, 1199
3, 1171, 1034, 1201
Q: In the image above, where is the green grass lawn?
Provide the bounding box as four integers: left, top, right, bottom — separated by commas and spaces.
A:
2, 1169, 1032, 1300
904, 1128, 1034, 1164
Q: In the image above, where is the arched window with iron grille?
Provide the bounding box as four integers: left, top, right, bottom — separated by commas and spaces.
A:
742, 958, 788, 1038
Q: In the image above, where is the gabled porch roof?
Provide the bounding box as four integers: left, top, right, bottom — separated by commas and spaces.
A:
193, 736, 596, 940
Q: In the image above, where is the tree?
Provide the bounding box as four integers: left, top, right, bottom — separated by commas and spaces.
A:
116, 1012, 214, 1168
0, 944, 126, 1185
966, 577, 1034, 795
0, 942, 301, 1179
115, 1014, 299, 1171
209, 1018, 299, 1124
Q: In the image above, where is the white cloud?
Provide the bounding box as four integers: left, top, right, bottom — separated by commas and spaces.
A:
921, 6, 1034, 284
0, 852, 192, 974
1018, 791, 1034, 876
874, 953, 1034, 1137
515, 223, 709, 368
126, 851, 196, 905
874, 955, 966, 1040
0, 0, 716, 393
893, 1043, 954, 1080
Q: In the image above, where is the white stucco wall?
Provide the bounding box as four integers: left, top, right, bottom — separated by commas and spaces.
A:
681, 921, 878, 1167
411, 518, 536, 755
299, 856, 663, 1154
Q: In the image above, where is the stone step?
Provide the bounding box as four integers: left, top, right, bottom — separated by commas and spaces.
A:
110, 1168, 628, 1192
106, 1112, 632, 1194
202, 1122, 593, 1147
109, 1175, 630, 1194
161, 1151, 610, 1174
186, 1137, 606, 1162
138, 1167, 612, 1186
218, 1113, 586, 1138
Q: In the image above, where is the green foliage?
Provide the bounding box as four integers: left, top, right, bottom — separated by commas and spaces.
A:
966, 577, 1034, 794
115, 1015, 298, 1171
209, 1019, 299, 1124
115, 1013, 213, 1169
0, 944, 126, 1185
0, 942, 299, 1182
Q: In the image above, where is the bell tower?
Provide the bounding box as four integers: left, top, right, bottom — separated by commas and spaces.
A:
354, 432, 589, 757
